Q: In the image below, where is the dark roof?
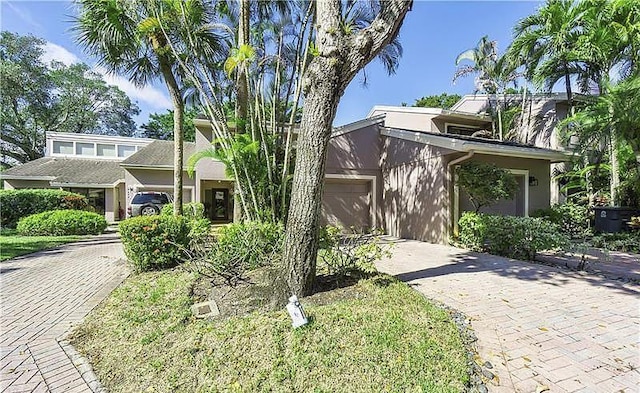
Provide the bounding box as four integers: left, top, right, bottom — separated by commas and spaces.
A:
433, 131, 561, 152
120, 140, 197, 168
1, 157, 125, 186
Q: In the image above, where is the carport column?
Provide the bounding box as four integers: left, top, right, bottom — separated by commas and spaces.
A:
447, 151, 475, 240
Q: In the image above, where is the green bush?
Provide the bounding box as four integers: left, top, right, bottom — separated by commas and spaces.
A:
318, 226, 391, 279
119, 215, 190, 272
590, 232, 640, 253
160, 202, 206, 220
190, 221, 284, 286
17, 210, 107, 236
532, 201, 591, 239
0, 189, 89, 228
457, 212, 569, 260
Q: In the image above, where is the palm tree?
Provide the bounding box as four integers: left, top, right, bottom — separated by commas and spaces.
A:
510, 0, 589, 114
74, 0, 224, 216
454, 36, 518, 140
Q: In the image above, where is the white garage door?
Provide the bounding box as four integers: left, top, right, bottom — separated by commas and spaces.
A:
321, 179, 371, 231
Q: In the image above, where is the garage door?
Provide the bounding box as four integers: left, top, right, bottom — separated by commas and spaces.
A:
321, 179, 371, 231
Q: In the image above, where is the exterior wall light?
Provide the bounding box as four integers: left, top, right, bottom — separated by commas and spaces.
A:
286, 295, 308, 328
529, 176, 539, 186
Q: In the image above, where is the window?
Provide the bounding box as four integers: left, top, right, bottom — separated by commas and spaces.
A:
446, 125, 482, 136
76, 142, 95, 156
118, 145, 136, 157
97, 144, 116, 157
64, 188, 105, 215
52, 141, 73, 155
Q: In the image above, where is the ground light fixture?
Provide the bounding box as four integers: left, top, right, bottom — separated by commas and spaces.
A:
286, 295, 309, 328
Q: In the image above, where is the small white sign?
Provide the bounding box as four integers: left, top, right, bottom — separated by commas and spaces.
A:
286, 295, 308, 328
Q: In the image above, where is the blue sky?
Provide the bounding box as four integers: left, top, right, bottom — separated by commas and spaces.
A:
1, 0, 542, 128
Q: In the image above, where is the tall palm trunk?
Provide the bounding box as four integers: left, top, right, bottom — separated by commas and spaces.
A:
236, 0, 250, 134
158, 60, 184, 216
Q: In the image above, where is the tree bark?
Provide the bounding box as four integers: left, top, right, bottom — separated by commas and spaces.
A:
564, 63, 574, 116
281, 0, 412, 298
159, 60, 184, 216
236, 0, 250, 134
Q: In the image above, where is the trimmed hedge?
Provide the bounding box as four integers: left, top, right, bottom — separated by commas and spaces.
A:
119, 215, 190, 272
17, 210, 107, 236
1, 189, 89, 228
160, 202, 206, 220
457, 212, 569, 260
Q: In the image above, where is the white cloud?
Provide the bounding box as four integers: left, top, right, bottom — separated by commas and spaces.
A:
41, 41, 172, 110
41, 42, 80, 66
96, 66, 173, 109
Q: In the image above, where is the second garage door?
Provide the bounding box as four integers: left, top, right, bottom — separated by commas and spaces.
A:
321, 179, 371, 231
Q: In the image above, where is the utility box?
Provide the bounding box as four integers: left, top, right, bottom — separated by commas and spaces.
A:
594, 207, 638, 233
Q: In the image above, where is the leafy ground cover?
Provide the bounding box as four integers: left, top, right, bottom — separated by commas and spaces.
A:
0, 229, 83, 261
71, 270, 469, 392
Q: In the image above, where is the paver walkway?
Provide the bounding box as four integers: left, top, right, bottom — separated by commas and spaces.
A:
0, 233, 128, 392
377, 240, 640, 393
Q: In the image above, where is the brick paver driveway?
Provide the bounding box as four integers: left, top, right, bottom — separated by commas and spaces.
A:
377, 240, 639, 393
1, 232, 127, 392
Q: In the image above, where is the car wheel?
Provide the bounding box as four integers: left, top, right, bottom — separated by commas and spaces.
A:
141, 205, 159, 216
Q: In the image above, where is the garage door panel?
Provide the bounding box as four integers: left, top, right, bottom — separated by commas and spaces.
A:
321, 179, 371, 231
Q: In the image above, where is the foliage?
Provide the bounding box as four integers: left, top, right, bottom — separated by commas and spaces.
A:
318, 226, 391, 281
456, 161, 518, 212
0, 31, 139, 166
141, 108, 198, 142
458, 212, 569, 260
71, 271, 469, 392
0, 189, 89, 228
188, 221, 284, 286
590, 231, 640, 254
531, 201, 591, 239
17, 210, 107, 236
160, 202, 206, 221
0, 229, 83, 261
119, 215, 190, 272
412, 93, 462, 109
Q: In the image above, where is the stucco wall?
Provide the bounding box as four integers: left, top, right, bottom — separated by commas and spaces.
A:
194, 124, 228, 182
124, 168, 195, 205
3, 180, 53, 189
381, 137, 452, 244
325, 125, 384, 229
369, 110, 436, 132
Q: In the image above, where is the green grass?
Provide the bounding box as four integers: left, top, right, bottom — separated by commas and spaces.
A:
71, 271, 469, 393
0, 229, 83, 261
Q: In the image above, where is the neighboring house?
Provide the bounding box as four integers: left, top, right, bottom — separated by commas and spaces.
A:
1, 96, 571, 244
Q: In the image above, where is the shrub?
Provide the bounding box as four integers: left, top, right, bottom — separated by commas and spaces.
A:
532, 201, 591, 239
189, 221, 284, 286
457, 212, 569, 260
119, 215, 190, 272
455, 162, 518, 212
318, 226, 391, 280
0, 189, 89, 228
161, 202, 206, 220
17, 210, 107, 236
590, 232, 640, 253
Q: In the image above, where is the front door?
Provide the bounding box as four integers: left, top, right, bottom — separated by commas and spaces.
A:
208, 189, 229, 221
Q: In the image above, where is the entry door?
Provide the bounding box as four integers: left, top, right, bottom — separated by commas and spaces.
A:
209, 189, 229, 221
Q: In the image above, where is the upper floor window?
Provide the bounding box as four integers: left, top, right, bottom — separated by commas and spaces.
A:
118, 145, 136, 157
76, 142, 95, 156
52, 141, 74, 155
446, 124, 482, 137
97, 144, 116, 157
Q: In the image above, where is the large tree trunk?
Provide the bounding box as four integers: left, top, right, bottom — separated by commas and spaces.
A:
564, 64, 574, 116
159, 61, 184, 216
280, 0, 411, 298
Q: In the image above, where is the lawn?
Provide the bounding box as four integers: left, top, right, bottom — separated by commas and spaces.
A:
71, 270, 470, 392
0, 229, 83, 261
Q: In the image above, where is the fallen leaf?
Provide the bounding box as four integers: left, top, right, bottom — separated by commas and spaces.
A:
523, 356, 532, 362
538, 327, 549, 331
501, 298, 510, 303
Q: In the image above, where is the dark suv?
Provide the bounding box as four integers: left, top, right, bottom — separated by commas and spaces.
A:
128, 192, 172, 217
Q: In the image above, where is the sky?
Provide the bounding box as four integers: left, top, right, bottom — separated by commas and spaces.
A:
1, 0, 543, 128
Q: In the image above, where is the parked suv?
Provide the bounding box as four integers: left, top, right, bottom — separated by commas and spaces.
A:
128, 191, 172, 217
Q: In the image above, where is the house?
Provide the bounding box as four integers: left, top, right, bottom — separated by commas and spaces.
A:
1, 96, 571, 244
